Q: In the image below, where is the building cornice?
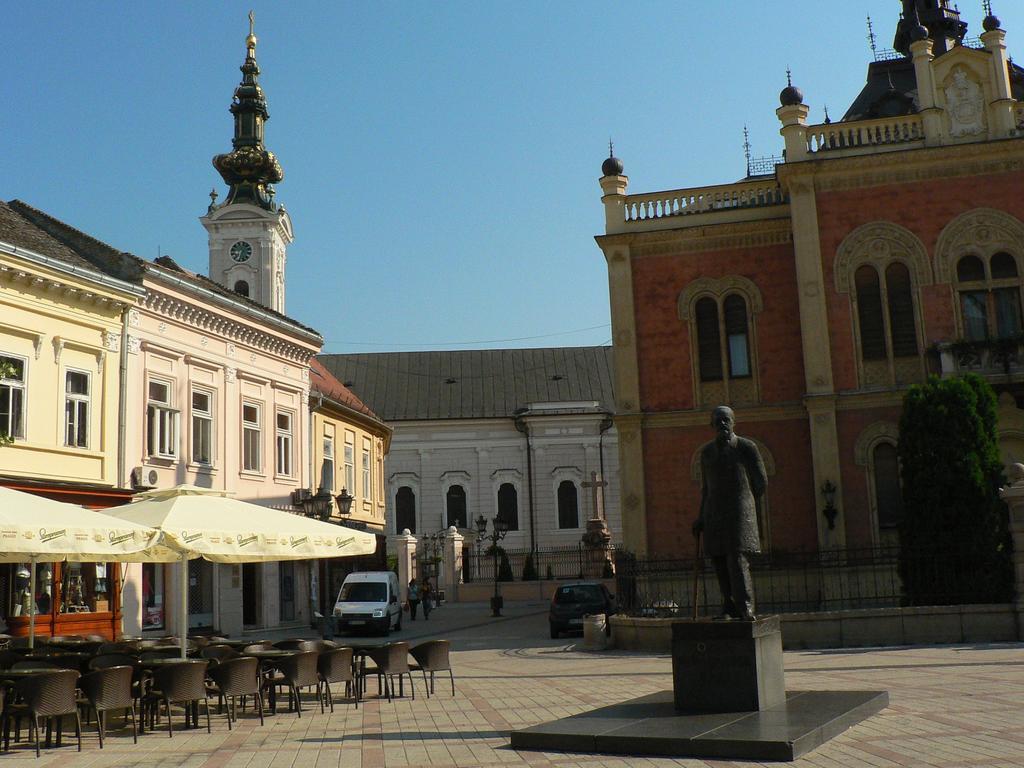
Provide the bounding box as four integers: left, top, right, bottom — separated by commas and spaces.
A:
777, 136, 1024, 193
146, 265, 321, 349
0, 240, 144, 310
596, 217, 793, 256
140, 284, 317, 365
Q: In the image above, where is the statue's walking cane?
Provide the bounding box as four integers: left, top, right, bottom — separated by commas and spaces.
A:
692, 530, 702, 620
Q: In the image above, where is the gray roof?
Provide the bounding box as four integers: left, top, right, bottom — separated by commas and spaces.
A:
318, 347, 615, 421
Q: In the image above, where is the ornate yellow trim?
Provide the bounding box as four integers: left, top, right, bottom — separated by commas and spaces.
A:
677, 276, 764, 320
834, 221, 933, 293
934, 207, 1024, 282
596, 218, 793, 257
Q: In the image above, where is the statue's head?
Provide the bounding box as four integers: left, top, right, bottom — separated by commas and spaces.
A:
711, 405, 735, 443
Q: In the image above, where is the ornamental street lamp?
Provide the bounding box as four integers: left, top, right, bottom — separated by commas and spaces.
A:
335, 488, 354, 516
301, 486, 334, 521
475, 513, 510, 616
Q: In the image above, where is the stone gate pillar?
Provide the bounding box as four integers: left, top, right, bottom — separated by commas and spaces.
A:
998, 464, 1024, 641
443, 525, 464, 602
391, 529, 417, 604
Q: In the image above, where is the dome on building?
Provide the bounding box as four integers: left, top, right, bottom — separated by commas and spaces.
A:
779, 84, 804, 107
602, 155, 624, 176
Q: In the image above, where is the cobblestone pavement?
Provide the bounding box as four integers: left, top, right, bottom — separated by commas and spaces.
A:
6, 602, 1024, 767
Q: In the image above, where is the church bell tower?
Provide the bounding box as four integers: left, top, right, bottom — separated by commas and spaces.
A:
201, 12, 292, 313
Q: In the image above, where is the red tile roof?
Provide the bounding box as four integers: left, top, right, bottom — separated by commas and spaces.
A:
309, 357, 381, 422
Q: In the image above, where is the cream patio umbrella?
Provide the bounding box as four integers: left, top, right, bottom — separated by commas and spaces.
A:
0, 485, 176, 648
105, 484, 378, 656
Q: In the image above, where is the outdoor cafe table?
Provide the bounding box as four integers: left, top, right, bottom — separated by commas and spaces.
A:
208, 638, 267, 649
0, 667, 75, 748
240, 649, 297, 715
337, 639, 411, 699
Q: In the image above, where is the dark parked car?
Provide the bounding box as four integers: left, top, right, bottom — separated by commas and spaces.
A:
549, 581, 615, 638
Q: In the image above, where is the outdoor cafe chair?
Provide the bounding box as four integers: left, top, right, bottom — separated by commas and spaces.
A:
1, 668, 82, 757
362, 642, 415, 703
79, 666, 138, 748
200, 645, 240, 665
142, 661, 211, 737
316, 647, 357, 712
206, 657, 263, 729
409, 640, 455, 697
265, 650, 320, 717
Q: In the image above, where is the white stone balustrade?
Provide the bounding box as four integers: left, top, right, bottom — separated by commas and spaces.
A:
806, 114, 925, 154
622, 180, 786, 224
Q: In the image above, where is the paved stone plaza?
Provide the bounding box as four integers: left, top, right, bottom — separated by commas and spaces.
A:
6, 603, 1023, 767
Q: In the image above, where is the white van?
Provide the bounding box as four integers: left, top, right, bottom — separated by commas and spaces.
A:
333, 571, 402, 635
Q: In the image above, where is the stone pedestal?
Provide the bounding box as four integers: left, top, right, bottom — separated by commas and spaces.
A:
672, 616, 785, 713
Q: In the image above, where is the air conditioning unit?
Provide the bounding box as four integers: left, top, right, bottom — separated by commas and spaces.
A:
131, 467, 159, 490
290, 488, 311, 506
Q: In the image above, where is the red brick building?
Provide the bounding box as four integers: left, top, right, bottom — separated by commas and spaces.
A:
597, 2, 1024, 556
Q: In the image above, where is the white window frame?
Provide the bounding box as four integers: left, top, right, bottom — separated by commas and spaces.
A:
64, 368, 91, 449
321, 433, 335, 491
344, 430, 355, 492
0, 353, 27, 441
242, 401, 262, 473
275, 409, 294, 477
190, 387, 215, 466
362, 438, 371, 502
146, 378, 179, 460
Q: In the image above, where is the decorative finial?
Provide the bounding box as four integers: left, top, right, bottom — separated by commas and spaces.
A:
608, 138, 614, 158
867, 15, 877, 56
823, 105, 831, 124
786, 67, 792, 87
601, 140, 623, 176
982, 1, 1001, 31
246, 9, 257, 49
780, 69, 803, 107
208, 188, 219, 212
743, 125, 752, 177
983, 0, 992, 15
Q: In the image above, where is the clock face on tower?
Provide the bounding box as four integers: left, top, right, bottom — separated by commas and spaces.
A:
230, 241, 252, 263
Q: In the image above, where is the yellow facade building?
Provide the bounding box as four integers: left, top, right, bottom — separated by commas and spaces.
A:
0, 201, 144, 639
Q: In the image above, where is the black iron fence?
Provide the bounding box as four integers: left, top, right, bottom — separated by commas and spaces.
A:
463, 544, 612, 583
613, 546, 1009, 617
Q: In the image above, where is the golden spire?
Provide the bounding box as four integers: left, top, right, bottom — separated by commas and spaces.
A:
246, 10, 257, 51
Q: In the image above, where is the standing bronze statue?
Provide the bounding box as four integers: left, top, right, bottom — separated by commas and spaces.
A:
692, 406, 767, 620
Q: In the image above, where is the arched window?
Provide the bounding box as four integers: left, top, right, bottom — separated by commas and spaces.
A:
723, 295, 751, 377
872, 442, 902, 531
956, 253, 1023, 340
395, 486, 416, 534
497, 483, 519, 531
233, 280, 250, 298
886, 263, 918, 357
852, 261, 921, 387
557, 480, 579, 529
695, 294, 752, 381
446, 485, 467, 529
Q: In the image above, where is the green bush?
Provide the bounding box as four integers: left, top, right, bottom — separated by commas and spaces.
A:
898, 374, 1013, 605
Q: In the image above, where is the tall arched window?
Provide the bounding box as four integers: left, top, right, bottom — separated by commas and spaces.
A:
395, 486, 416, 534
723, 295, 751, 377
855, 265, 886, 360
695, 294, 752, 381
956, 252, 1022, 340
497, 483, 519, 531
233, 280, 250, 298
446, 485, 467, 529
872, 442, 902, 531
851, 261, 921, 387
557, 480, 579, 529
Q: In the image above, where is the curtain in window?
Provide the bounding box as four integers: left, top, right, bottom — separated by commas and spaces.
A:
695, 297, 722, 381
885, 263, 918, 357
960, 291, 989, 340
723, 295, 750, 377
995, 289, 1022, 338
855, 265, 886, 360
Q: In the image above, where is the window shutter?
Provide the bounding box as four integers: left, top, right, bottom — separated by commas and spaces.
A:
855, 266, 886, 361
885, 262, 918, 357
695, 298, 723, 381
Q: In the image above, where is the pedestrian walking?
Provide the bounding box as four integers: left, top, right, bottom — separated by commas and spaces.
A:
407, 578, 421, 620
421, 578, 433, 619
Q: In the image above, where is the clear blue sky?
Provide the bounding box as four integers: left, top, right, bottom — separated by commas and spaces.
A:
6, 2, 1022, 353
